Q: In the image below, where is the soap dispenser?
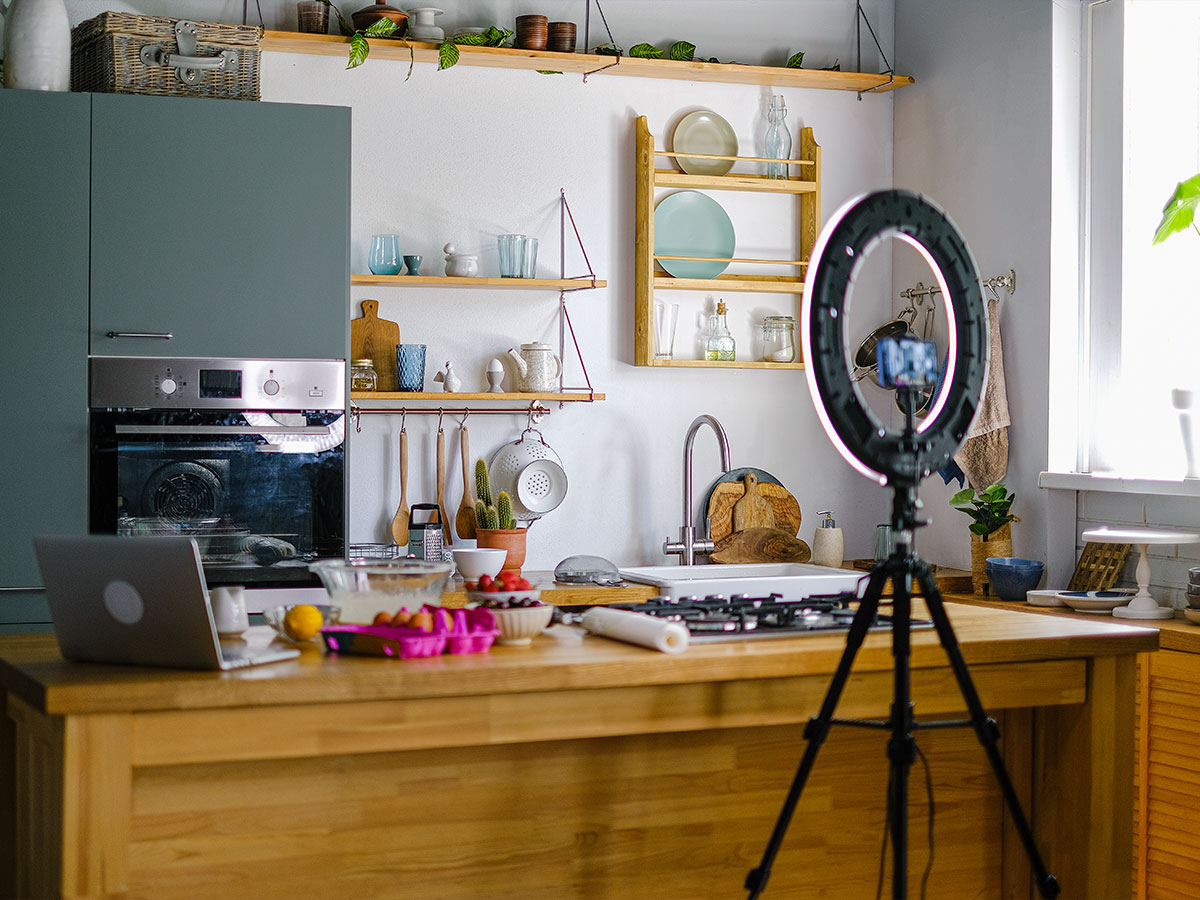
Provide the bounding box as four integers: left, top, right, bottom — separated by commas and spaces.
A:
811, 509, 843, 569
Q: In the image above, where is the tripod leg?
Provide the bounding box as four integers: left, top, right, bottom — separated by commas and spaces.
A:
888, 565, 916, 900
745, 562, 893, 900
914, 564, 1060, 900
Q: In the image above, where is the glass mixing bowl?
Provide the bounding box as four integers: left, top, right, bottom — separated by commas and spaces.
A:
309, 558, 453, 623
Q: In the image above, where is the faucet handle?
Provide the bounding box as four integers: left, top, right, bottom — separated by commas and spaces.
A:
702, 515, 713, 540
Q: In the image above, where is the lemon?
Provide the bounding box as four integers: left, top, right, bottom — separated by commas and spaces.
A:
283, 604, 324, 641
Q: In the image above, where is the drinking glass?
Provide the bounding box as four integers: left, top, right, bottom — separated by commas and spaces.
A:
397, 344, 427, 392
296, 1, 330, 33
653, 299, 679, 360
369, 234, 402, 275
873, 524, 894, 563
497, 233, 525, 277
520, 236, 539, 278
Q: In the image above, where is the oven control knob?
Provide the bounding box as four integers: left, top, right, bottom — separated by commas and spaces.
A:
160, 378, 178, 395
263, 379, 280, 396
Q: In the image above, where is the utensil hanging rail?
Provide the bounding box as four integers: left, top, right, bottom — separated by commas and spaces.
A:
900, 268, 1017, 302
350, 402, 552, 430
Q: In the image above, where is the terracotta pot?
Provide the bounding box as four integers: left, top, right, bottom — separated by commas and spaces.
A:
970, 522, 1013, 596
476, 528, 526, 575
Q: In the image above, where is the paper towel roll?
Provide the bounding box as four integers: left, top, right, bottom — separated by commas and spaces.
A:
579, 607, 689, 654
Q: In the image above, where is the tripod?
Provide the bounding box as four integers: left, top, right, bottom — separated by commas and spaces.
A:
744, 399, 1060, 900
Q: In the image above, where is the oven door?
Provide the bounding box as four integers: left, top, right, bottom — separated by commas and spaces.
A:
90, 409, 345, 591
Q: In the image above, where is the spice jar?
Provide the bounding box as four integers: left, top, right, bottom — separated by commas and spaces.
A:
761, 316, 796, 362
351, 358, 378, 391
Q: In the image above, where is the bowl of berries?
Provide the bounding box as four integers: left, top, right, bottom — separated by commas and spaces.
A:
465, 572, 552, 645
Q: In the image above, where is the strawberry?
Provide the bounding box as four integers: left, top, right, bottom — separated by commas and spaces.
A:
514, 577, 533, 590
478, 574, 493, 589
464, 581, 478, 591
482, 580, 502, 592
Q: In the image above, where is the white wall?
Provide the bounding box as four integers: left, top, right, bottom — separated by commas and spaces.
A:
29, 0, 901, 570
893, 0, 1056, 572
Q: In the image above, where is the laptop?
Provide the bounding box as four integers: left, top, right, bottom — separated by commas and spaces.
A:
33, 535, 300, 670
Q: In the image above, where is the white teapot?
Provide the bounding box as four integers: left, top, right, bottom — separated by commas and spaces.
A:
507, 342, 562, 393
443, 243, 479, 277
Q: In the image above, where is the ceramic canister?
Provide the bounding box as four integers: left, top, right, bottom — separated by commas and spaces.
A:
2, 0, 71, 91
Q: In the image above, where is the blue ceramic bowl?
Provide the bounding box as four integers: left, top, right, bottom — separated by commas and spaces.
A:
985, 557, 1045, 601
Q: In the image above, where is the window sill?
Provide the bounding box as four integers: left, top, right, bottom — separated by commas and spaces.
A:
1038, 471, 1200, 497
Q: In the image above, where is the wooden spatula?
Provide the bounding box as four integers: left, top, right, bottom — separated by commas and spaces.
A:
455, 424, 476, 540
732, 472, 775, 533
390, 427, 409, 544
436, 424, 452, 546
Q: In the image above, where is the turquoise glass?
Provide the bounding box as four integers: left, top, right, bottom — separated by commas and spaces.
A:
369, 234, 402, 275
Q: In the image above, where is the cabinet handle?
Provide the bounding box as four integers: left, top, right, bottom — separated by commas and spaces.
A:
106, 332, 173, 340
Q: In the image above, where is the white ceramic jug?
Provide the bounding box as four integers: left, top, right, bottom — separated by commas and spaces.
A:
507, 342, 562, 393
1, 0, 70, 91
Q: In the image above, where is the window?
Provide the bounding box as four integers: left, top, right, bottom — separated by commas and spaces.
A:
1081, 0, 1200, 480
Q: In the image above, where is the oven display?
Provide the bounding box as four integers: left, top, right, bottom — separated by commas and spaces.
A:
199, 369, 242, 399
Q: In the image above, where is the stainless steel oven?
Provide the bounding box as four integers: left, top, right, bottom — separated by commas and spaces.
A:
89, 357, 346, 610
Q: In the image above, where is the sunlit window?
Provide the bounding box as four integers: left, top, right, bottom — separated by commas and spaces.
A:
1102, 0, 1200, 477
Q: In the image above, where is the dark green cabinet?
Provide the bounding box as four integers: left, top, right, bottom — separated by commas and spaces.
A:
89, 93, 350, 360
0, 90, 91, 619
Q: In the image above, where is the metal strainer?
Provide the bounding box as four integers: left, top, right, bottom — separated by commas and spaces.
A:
489, 427, 568, 522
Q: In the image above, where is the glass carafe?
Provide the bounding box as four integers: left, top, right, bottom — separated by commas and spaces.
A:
705, 301, 736, 361
763, 95, 792, 179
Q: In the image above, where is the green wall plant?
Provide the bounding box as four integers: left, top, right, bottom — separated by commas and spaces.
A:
1154, 173, 1200, 244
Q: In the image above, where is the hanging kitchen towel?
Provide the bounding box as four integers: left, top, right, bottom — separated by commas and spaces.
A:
954, 297, 1010, 489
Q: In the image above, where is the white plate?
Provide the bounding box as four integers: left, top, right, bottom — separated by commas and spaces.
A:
1026, 589, 1065, 607
672, 110, 738, 176
1058, 590, 1135, 614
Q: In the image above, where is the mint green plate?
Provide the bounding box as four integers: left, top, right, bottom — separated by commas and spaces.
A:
654, 191, 735, 280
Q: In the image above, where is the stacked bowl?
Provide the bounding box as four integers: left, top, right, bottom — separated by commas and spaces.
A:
1186, 566, 1200, 623
985, 557, 1045, 602
515, 14, 548, 50
547, 21, 577, 52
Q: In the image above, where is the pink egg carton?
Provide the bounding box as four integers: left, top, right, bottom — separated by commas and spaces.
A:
320, 605, 499, 659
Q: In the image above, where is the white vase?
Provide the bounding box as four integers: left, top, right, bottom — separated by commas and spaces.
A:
1, 0, 71, 91
1171, 388, 1199, 479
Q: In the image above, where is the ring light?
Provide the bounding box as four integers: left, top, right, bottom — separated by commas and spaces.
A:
801, 190, 989, 487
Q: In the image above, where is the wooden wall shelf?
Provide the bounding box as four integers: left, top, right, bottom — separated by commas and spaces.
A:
352, 274, 605, 290
261, 32, 913, 93
634, 115, 820, 367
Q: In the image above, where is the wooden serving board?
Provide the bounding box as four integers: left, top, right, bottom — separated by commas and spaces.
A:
350, 299, 400, 391
708, 480, 802, 544
711, 528, 811, 564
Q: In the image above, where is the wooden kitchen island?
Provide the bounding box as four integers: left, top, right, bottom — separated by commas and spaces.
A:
0, 602, 1156, 900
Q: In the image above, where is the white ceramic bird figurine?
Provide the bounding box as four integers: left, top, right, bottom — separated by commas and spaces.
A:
432, 360, 461, 392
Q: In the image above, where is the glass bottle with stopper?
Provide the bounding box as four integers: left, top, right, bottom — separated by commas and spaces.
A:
763, 94, 792, 179
705, 301, 736, 361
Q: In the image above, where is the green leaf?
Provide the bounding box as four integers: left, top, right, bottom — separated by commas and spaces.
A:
482, 26, 513, 47
319, 0, 354, 37
362, 17, 398, 37
949, 488, 976, 508
629, 42, 663, 59
786, 50, 805, 68
452, 32, 490, 46
820, 59, 841, 71
536, 70, 563, 75
438, 41, 460, 69
969, 522, 991, 536
668, 41, 696, 61
594, 43, 622, 57
1153, 173, 1200, 244
347, 32, 370, 68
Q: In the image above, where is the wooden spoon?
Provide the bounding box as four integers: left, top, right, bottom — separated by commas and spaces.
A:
436, 424, 452, 546
390, 426, 409, 544
455, 424, 476, 540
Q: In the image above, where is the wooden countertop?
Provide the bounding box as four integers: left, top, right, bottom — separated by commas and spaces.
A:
0, 600, 1158, 717
945, 592, 1200, 653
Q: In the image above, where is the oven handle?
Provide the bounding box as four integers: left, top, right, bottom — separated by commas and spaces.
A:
113, 424, 333, 436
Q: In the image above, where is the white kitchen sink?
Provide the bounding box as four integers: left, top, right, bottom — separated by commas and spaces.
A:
618, 562, 865, 601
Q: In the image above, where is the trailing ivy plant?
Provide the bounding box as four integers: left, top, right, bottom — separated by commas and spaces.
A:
1153, 173, 1200, 244
437, 26, 514, 70
313, 1, 412, 75
626, 40, 720, 63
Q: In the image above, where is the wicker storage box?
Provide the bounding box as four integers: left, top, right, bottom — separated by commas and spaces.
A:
71, 12, 262, 100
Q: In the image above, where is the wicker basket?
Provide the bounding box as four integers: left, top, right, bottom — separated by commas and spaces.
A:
970, 522, 1013, 596
71, 12, 262, 100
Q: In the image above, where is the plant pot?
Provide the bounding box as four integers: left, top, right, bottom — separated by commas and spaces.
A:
970, 522, 1013, 596
476, 528, 526, 575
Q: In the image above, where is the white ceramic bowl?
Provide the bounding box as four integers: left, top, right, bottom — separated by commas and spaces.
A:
452, 547, 507, 581
484, 602, 554, 646
1026, 589, 1065, 607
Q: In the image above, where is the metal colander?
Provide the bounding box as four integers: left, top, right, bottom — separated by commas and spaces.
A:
488, 428, 568, 522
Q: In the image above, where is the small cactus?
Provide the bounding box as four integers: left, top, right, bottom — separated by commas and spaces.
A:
484, 504, 500, 530
475, 499, 488, 530
496, 491, 515, 530
474, 458, 492, 508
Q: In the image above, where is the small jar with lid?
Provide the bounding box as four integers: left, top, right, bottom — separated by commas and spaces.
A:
351, 358, 378, 391
761, 316, 797, 363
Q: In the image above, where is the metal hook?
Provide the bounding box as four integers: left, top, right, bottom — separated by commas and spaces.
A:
437, 408, 444, 432
459, 408, 470, 427
399, 408, 407, 432
351, 405, 361, 433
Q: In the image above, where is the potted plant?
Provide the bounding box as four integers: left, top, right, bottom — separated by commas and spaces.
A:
950, 483, 1016, 596
473, 458, 526, 574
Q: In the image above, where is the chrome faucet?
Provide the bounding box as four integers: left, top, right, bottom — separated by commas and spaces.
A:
663, 414, 732, 565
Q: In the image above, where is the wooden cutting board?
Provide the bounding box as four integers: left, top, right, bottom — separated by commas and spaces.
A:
732, 473, 774, 532
350, 299, 400, 391
708, 480, 802, 544
711, 528, 811, 564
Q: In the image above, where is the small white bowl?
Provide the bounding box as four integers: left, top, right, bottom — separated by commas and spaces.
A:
452, 548, 507, 581
486, 603, 554, 646
1026, 589, 1065, 607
